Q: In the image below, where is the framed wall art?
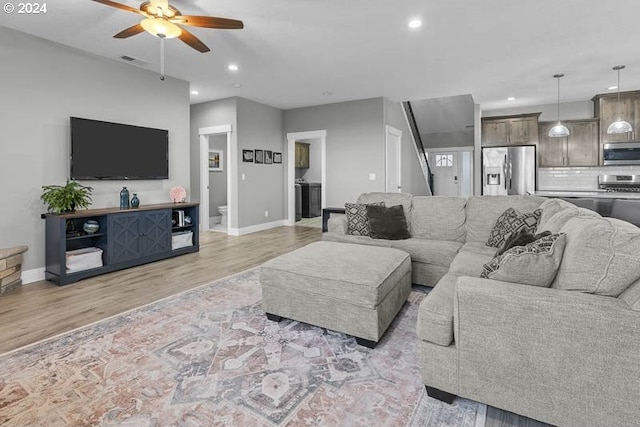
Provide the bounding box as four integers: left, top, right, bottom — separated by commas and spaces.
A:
208, 149, 223, 171
254, 149, 264, 164
273, 152, 282, 164
264, 150, 273, 164
242, 149, 254, 162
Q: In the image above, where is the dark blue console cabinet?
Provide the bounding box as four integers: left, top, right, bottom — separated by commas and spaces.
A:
45, 202, 199, 285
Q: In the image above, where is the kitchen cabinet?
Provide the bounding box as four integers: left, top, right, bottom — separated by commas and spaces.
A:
295, 142, 310, 168
593, 90, 640, 164
539, 119, 599, 167
481, 113, 541, 146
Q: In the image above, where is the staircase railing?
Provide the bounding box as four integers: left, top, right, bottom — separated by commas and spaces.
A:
402, 101, 433, 195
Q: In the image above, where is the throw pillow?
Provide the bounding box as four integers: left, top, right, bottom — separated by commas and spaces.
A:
481, 233, 567, 287
486, 207, 542, 248
496, 229, 552, 256
345, 202, 383, 236
366, 204, 410, 240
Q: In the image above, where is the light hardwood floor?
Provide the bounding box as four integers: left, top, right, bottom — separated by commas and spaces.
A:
0, 225, 322, 354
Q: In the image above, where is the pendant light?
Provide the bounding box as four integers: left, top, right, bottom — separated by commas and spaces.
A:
607, 65, 633, 134
548, 74, 570, 137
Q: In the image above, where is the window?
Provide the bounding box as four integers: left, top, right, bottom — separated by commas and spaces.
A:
435, 154, 453, 167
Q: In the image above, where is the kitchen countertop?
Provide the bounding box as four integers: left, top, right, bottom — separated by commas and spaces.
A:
532, 190, 640, 199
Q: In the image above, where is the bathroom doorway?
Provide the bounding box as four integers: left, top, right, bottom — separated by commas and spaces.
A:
199, 124, 234, 234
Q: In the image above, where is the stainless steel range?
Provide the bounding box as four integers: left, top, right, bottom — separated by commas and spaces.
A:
598, 175, 640, 192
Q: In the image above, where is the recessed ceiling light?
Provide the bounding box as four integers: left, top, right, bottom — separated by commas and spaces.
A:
608, 85, 618, 90
190, 90, 199, 95
507, 97, 516, 101
322, 91, 333, 96
408, 19, 422, 29
232, 83, 242, 88
228, 64, 239, 71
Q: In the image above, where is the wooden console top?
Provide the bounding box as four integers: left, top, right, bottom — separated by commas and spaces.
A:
49, 202, 199, 218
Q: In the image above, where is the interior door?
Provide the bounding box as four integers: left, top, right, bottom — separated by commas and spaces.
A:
385, 126, 402, 192
430, 151, 459, 196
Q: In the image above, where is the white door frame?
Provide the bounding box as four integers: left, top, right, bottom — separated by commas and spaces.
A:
385, 125, 402, 192
285, 130, 327, 226
199, 124, 233, 232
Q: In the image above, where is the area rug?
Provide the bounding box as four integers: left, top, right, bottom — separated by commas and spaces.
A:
0, 269, 483, 426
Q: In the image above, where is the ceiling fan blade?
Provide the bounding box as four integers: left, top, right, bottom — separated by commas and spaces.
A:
178, 15, 244, 29
114, 23, 145, 38
178, 28, 211, 53
91, 0, 143, 14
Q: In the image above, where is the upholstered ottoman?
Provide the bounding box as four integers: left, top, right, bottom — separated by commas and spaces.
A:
260, 241, 412, 348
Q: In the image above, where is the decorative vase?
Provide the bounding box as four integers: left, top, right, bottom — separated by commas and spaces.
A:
120, 187, 130, 209
131, 193, 140, 208
83, 220, 100, 234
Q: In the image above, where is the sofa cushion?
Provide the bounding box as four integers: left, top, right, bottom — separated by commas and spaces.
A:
538, 205, 600, 234
486, 208, 542, 248
357, 192, 413, 228
619, 278, 640, 311
367, 204, 410, 240
465, 196, 546, 243
537, 198, 577, 231
552, 217, 640, 296
449, 249, 496, 277
345, 202, 383, 236
322, 232, 393, 248
417, 273, 459, 346
389, 238, 462, 267
410, 196, 467, 242
458, 241, 499, 256
481, 233, 566, 287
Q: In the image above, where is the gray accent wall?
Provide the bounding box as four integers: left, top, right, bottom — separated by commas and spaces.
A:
236, 98, 285, 227
0, 26, 190, 271
383, 99, 429, 197
284, 98, 386, 207
422, 129, 475, 149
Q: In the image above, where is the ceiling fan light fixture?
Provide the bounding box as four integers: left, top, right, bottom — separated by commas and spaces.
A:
141, 18, 182, 38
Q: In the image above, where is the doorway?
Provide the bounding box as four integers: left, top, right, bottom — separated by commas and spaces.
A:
199, 125, 233, 233
385, 125, 402, 193
286, 130, 327, 227
426, 147, 474, 196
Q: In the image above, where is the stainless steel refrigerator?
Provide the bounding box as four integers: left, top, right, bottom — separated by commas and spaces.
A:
482, 146, 536, 195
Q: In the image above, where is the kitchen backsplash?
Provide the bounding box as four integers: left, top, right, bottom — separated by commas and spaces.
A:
538, 166, 640, 190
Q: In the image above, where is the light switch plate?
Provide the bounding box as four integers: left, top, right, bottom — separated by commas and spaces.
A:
369, 173, 376, 181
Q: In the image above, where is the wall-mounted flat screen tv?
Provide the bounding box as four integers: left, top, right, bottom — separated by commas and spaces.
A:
70, 117, 169, 180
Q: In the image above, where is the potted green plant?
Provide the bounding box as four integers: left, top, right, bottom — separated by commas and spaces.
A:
41, 180, 93, 214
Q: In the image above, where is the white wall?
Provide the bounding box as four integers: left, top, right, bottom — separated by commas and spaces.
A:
484, 100, 594, 121
383, 99, 429, 197
0, 27, 190, 272
284, 98, 386, 206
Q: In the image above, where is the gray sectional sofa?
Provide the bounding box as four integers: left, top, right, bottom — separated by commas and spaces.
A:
323, 192, 640, 427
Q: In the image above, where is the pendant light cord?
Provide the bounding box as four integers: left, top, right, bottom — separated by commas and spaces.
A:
617, 67, 621, 119
160, 34, 166, 81
557, 76, 561, 123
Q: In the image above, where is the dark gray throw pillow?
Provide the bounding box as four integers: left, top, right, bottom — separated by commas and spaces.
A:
345, 202, 384, 236
366, 204, 410, 240
496, 229, 552, 256
486, 207, 542, 248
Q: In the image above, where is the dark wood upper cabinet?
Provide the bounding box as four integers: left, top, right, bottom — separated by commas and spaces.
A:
481, 113, 540, 146
593, 90, 640, 164
538, 119, 599, 167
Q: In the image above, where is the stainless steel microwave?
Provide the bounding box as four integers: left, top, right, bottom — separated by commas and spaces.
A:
603, 142, 640, 165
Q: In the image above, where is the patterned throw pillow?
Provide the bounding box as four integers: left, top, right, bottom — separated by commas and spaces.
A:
496, 229, 552, 257
345, 202, 384, 236
486, 208, 542, 248
481, 233, 567, 287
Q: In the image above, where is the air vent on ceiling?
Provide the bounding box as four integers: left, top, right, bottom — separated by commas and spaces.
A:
120, 55, 150, 66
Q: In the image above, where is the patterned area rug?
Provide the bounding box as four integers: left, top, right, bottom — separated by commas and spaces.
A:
0, 269, 482, 426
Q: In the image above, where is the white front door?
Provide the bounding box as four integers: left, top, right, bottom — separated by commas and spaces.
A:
430, 151, 460, 196
385, 126, 402, 193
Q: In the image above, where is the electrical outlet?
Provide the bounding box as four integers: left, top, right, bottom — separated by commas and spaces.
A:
264, 210, 269, 217
369, 173, 376, 181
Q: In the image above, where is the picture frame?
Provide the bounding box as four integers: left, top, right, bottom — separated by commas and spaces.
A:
273, 152, 282, 164
208, 149, 223, 171
254, 149, 264, 164
242, 149, 254, 163
264, 150, 273, 164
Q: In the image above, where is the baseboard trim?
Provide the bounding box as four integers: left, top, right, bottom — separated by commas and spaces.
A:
228, 220, 286, 236
22, 267, 45, 284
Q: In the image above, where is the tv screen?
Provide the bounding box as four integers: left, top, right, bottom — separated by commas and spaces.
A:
70, 117, 169, 180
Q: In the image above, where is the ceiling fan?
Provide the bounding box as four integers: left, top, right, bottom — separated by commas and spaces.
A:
92, 0, 244, 53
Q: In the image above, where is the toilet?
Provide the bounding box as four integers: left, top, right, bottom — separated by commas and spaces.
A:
218, 205, 228, 226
